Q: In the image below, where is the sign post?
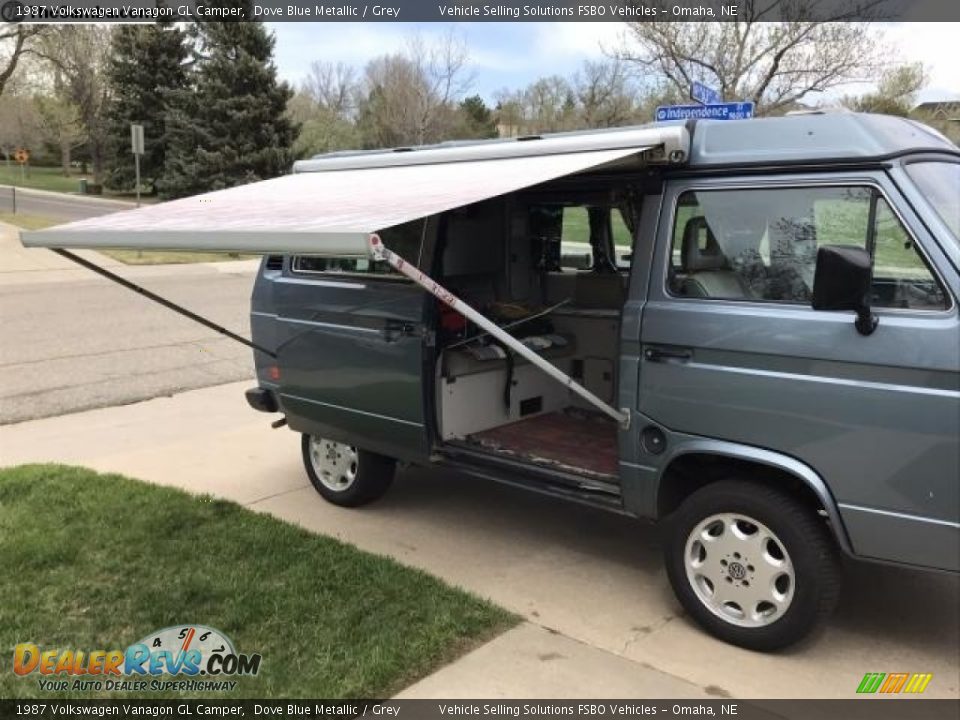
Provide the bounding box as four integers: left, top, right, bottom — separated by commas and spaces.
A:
656, 102, 755, 122
690, 81, 722, 105
15, 147, 29, 183
131, 123, 144, 207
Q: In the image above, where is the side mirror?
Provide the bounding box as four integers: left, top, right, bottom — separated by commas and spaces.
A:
812, 245, 878, 336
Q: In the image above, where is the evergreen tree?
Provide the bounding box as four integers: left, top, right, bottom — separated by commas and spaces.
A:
102, 24, 188, 192
159, 17, 296, 199
458, 95, 498, 139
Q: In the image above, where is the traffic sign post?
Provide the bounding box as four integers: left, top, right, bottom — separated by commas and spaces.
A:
656, 102, 755, 122
14, 148, 29, 183
690, 81, 721, 105
131, 123, 144, 207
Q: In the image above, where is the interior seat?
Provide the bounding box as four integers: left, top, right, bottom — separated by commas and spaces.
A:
679, 217, 750, 299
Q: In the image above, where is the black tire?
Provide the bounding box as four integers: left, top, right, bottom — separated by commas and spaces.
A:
663, 479, 840, 652
301, 434, 394, 507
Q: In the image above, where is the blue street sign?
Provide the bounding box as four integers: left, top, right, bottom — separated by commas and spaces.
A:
691, 81, 721, 105
656, 102, 755, 122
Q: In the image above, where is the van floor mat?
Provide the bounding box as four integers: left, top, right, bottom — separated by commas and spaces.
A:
466, 409, 618, 479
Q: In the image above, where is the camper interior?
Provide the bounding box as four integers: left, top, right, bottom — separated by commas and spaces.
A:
429, 177, 640, 485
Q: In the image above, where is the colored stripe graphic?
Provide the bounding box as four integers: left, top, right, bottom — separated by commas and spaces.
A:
904, 674, 934, 694
857, 672, 933, 694
857, 673, 885, 693
880, 673, 909, 693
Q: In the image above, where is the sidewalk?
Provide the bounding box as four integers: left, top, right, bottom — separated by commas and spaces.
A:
1, 382, 958, 699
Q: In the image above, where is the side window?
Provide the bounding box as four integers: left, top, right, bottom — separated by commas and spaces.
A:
559, 206, 592, 270
292, 218, 425, 277
667, 187, 947, 310
531, 204, 632, 271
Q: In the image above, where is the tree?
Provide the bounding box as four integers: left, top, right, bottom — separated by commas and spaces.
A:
38, 26, 112, 183
34, 94, 86, 176
573, 59, 639, 129
287, 90, 360, 159
159, 16, 296, 199
457, 95, 497, 139
356, 32, 474, 147
102, 24, 189, 192
303, 60, 357, 118
618, 3, 888, 115
0, 85, 40, 167
842, 63, 927, 117
0, 24, 45, 98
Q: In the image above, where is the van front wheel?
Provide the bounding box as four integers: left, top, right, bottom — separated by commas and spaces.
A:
663, 480, 840, 651
301, 434, 394, 507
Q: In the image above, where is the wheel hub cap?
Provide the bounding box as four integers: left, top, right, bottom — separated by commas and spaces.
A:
308, 436, 358, 492
684, 512, 795, 628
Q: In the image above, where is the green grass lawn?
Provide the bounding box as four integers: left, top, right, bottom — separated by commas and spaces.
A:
98, 250, 259, 265
0, 212, 58, 231
0, 465, 516, 700
0, 165, 90, 194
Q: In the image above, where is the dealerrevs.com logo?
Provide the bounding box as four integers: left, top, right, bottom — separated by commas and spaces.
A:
13, 625, 261, 693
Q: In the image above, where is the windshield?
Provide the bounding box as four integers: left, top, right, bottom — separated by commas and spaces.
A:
905, 161, 960, 245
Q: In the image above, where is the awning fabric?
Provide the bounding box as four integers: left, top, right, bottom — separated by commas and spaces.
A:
20, 146, 648, 257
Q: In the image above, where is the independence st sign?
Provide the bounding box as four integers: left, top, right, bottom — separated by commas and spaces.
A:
656, 102, 756, 121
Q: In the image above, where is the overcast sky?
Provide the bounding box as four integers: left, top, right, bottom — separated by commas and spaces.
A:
267, 22, 960, 106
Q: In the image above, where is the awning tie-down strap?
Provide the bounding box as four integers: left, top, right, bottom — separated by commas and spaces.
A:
52, 248, 277, 359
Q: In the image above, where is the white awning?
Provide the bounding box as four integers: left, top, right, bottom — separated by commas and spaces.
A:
20, 145, 650, 256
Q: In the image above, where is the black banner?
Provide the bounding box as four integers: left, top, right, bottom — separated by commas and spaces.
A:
2, 0, 960, 23
1, 700, 959, 719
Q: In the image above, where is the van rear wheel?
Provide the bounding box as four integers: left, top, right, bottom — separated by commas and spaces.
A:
663, 480, 840, 652
301, 434, 394, 507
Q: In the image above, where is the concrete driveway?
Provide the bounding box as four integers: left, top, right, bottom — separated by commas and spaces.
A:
1, 381, 957, 699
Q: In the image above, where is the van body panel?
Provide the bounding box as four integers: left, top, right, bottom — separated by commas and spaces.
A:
639, 169, 960, 571
240, 116, 958, 576
254, 266, 430, 461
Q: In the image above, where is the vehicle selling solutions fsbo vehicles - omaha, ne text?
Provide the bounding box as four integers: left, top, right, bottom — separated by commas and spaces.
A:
23, 113, 960, 651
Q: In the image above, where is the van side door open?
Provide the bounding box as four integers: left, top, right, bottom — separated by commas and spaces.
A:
256, 219, 435, 462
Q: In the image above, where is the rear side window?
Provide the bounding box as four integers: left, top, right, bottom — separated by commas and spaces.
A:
292, 218, 426, 277
529, 204, 633, 271
668, 186, 948, 311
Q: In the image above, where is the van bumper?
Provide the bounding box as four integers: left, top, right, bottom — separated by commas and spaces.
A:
245, 386, 279, 413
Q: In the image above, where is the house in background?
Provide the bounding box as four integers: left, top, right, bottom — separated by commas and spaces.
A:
913, 101, 960, 142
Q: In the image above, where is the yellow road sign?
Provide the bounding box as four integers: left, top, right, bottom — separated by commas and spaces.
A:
15, 148, 29, 164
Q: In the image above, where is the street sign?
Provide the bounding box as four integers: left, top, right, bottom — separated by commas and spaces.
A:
656, 102, 755, 122
691, 81, 721, 105
14, 148, 29, 164
130, 124, 144, 207
130, 124, 145, 155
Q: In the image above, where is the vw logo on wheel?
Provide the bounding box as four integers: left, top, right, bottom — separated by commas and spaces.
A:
728, 561, 747, 580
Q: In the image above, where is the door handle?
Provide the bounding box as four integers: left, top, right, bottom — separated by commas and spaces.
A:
644, 347, 693, 363
383, 319, 417, 341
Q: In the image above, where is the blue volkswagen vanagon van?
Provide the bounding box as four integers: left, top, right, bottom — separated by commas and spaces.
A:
24, 113, 960, 650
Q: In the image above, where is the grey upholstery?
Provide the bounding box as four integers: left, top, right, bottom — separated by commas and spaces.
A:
680, 217, 750, 299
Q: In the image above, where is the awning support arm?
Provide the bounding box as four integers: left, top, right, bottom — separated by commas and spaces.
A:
369, 234, 631, 429
51, 248, 277, 359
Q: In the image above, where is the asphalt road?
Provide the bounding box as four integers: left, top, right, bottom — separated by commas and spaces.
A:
0, 220, 256, 424
0, 185, 135, 221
